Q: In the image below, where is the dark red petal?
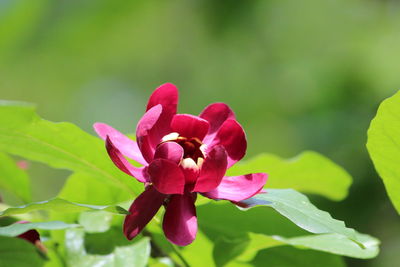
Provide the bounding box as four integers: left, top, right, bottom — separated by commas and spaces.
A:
94, 123, 147, 165
16, 221, 40, 244
17, 229, 40, 244
202, 173, 267, 202
148, 159, 185, 195
163, 193, 197, 246
193, 146, 227, 193
146, 83, 179, 141
136, 105, 163, 163
208, 119, 247, 168
153, 141, 184, 164
106, 137, 148, 183
171, 114, 210, 140
124, 186, 166, 240
200, 103, 235, 143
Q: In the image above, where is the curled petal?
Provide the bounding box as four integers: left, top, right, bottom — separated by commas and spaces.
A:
106, 137, 148, 183
124, 186, 166, 240
146, 83, 179, 142
163, 193, 197, 246
148, 159, 185, 195
136, 105, 163, 163
208, 119, 246, 168
202, 173, 267, 202
200, 103, 235, 143
94, 123, 147, 165
154, 141, 184, 164
193, 146, 227, 193
171, 114, 210, 140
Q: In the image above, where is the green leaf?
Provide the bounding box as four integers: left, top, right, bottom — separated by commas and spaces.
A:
228, 151, 352, 201
0, 221, 77, 237
0, 101, 141, 197
79, 211, 113, 233
236, 246, 345, 267
367, 90, 400, 213
0, 152, 31, 202
0, 236, 45, 267
213, 235, 250, 267
0, 198, 128, 217
236, 232, 379, 261
240, 189, 359, 245
65, 228, 150, 267
58, 172, 134, 206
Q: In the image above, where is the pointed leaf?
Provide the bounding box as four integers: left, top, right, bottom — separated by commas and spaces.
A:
240, 189, 360, 245
228, 151, 352, 201
236, 232, 379, 261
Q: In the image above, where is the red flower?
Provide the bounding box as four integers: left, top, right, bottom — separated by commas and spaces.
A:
94, 84, 267, 246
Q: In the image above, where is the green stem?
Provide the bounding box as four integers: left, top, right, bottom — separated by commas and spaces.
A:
170, 243, 190, 267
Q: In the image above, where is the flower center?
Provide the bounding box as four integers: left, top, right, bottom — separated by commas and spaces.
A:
161, 132, 206, 167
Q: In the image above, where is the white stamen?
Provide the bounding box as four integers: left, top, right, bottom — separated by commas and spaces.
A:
181, 158, 199, 171
161, 132, 179, 142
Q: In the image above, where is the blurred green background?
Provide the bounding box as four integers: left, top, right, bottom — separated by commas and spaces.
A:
1, 0, 399, 266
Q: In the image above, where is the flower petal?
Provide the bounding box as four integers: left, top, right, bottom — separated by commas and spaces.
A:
124, 186, 166, 240
106, 136, 148, 183
193, 146, 227, 193
153, 141, 184, 164
148, 159, 185, 195
202, 173, 267, 202
147, 83, 178, 117
146, 83, 179, 141
94, 123, 147, 165
18, 229, 40, 244
163, 193, 197, 246
200, 103, 235, 143
136, 104, 163, 163
171, 114, 210, 140
208, 119, 247, 168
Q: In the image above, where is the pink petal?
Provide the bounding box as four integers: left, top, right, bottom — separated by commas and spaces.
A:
208, 119, 247, 168
202, 173, 267, 202
193, 146, 227, 193
148, 159, 185, 195
171, 114, 210, 140
200, 103, 235, 143
146, 83, 179, 142
146, 83, 178, 116
106, 137, 148, 183
124, 186, 166, 240
136, 104, 163, 163
153, 141, 184, 164
163, 193, 197, 246
94, 123, 147, 165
